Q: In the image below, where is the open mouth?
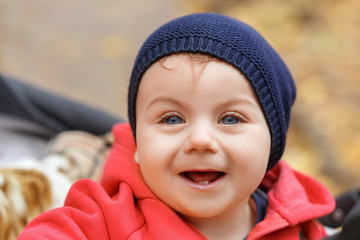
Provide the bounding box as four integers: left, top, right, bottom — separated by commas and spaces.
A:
180, 171, 225, 185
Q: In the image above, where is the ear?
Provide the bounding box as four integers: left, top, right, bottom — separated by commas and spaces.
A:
134, 150, 140, 164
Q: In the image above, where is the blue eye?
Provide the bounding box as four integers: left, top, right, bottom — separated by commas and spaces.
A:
221, 116, 240, 125
158, 112, 185, 125
219, 111, 246, 125
164, 116, 184, 125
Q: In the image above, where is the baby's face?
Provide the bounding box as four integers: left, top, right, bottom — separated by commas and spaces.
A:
135, 54, 270, 221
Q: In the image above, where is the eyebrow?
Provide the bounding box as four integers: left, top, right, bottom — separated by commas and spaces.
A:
217, 96, 260, 109
145, 96, 189, 110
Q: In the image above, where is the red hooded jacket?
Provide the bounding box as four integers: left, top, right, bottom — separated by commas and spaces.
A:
18, 123, 335, 239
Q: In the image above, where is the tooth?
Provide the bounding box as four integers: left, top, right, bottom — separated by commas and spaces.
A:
198, 181, 209, 184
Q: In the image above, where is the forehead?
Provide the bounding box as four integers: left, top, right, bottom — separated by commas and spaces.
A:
159, 53, 215, 69
137, 53, 260, 108
158, 54, 213, 89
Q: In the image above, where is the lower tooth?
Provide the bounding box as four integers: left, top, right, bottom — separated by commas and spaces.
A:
198, 181, 209, 184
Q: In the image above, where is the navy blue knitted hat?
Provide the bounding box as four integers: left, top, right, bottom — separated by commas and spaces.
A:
128, 13, 296, 170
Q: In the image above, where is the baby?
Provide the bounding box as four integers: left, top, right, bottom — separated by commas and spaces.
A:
19, 13, 335, 240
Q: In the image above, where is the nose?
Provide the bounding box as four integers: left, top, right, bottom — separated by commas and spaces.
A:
183, 126, 219, 154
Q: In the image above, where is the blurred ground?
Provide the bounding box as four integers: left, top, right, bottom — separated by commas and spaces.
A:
0, 0, 186, 116
0, 0, 359, 196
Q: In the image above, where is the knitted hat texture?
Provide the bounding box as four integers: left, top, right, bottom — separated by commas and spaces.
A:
128, 13, 296, 170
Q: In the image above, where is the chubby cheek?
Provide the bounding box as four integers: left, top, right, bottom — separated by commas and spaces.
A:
231, 131, 270, 185
137, 130, 176, 164
136, 130, 178, 186
250, 137, 270, 169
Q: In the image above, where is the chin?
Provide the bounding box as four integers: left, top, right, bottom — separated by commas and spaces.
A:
177, 203, 228, 219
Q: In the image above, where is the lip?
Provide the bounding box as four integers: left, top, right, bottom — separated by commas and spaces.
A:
179, 170, 226, 190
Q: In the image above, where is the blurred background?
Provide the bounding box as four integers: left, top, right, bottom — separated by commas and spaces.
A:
0, 0, 359, 196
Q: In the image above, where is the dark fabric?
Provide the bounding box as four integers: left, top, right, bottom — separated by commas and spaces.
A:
252, 188, 268, 225
321, 189, 360, 240
319, 189, 360, 228
0, 74, 122, 135
337, 201, 360, 240
324, 202, 360, 240
127, 13, 296, 170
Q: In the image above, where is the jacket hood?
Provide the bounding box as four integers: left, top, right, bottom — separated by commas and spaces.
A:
262, 161, 335, 225
248, 155, 335, 239
101, 123, 155, 199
